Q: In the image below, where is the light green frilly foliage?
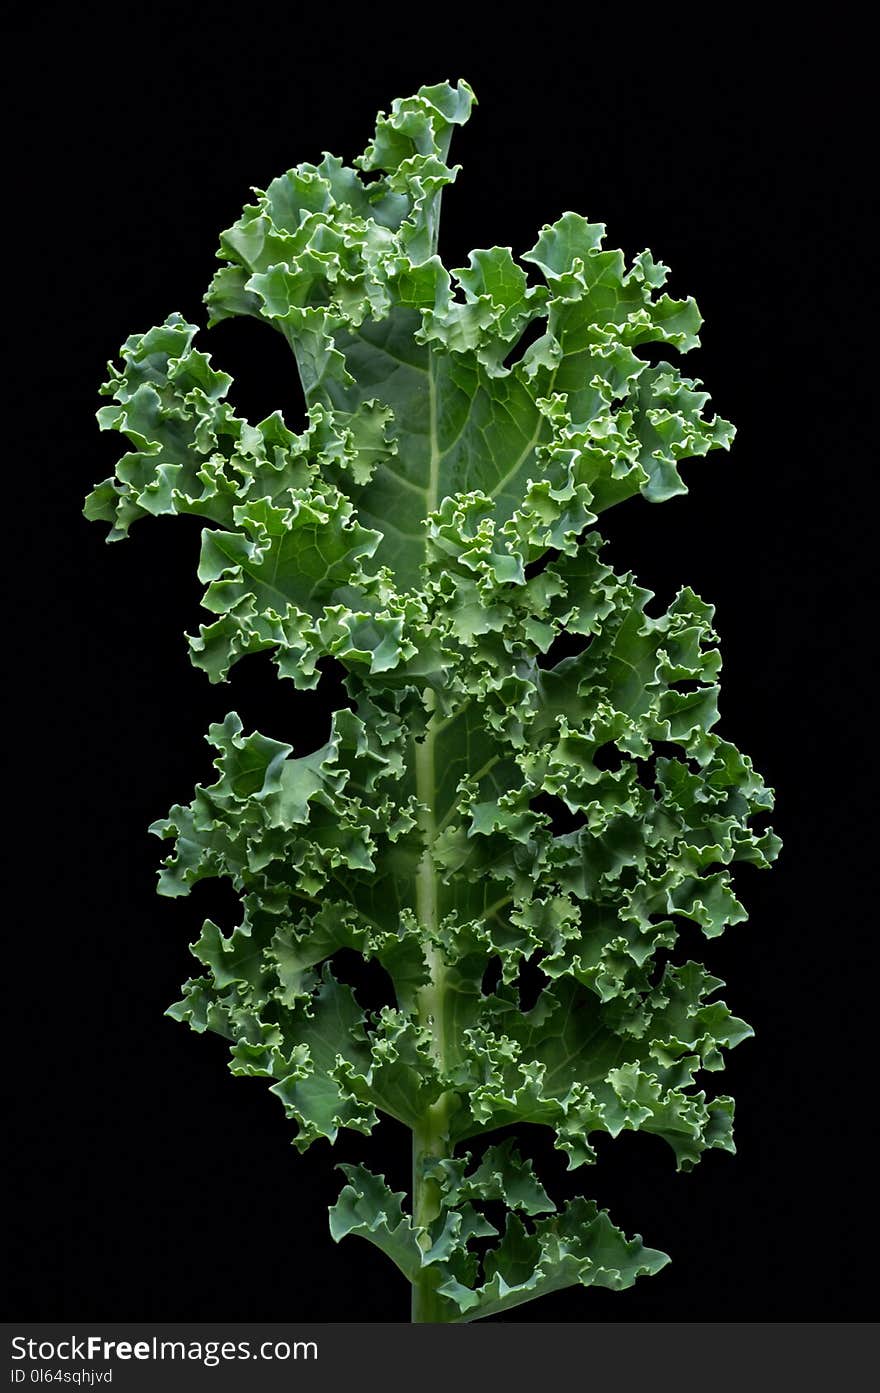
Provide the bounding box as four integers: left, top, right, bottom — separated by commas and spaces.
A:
85, 81, 780, 1321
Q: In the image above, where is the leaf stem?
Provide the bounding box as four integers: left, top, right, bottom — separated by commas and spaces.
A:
412, 689, 455, 1321
411, 1098, 453, 1322
414, 691, 448, 1074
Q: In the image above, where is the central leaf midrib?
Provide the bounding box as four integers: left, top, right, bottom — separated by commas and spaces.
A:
416, 351, 443, 1066
427, 349, 440, 518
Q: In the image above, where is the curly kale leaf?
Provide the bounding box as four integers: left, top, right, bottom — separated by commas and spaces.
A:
85, 79, 779, 1321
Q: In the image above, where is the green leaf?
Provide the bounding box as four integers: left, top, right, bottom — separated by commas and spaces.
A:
329, 1165, 423, 1280
438, 1201, 669, 1321
86, 77, 779, 1323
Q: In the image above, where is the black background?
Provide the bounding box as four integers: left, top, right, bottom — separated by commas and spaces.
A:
5, 7, 874, 1322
